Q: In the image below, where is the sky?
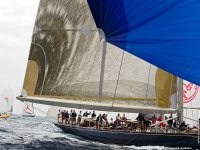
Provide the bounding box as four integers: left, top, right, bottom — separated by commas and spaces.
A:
0, 0, 48, 116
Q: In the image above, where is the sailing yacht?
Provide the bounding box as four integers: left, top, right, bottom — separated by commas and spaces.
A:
17, 0, 200, 148
0, 88, 14, 119
22, 102, 35, 117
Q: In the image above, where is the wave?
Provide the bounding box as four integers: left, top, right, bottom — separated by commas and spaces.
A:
0, 115, 167, 150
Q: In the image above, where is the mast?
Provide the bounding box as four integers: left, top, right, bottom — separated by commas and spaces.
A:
32, 103, 35, 114
98, 29, 107, 102
177, 78, 183, 125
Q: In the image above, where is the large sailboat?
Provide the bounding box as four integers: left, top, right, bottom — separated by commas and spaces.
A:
17, 0, 200, 148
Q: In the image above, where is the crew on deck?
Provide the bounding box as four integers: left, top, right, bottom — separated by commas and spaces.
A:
91, 111, 96, 119
57, 109, 192, 133
136, 113, 144, 130
152, 114, 157, 125
65, 111, 70, 124
61, 110, 66, 124
77, 111, 82, 125
167, 114, 173, 128
158, 114, 166, 127
173, 119, 177, 128
179, 121, 188, 131
83, 111, 91, 117
114, 113, 121, 127
121, 114, 127, 121
57, 110, 61, 123
102, 114, 108, 126
109, 118, 115, 129
96, 114, 102, 129
71, 110, 77, 125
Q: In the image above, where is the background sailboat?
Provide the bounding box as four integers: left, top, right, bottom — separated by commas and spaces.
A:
22, 102, 35, 117
0, 88, 14, 119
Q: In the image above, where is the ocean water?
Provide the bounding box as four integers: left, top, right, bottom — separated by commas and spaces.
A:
0, 115, 168, 150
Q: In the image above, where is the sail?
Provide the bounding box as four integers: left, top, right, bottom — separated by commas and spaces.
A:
46, 106, 138, 122
183, 81, 200, 127
87, 0, 200, 86
46, 106, 58, 121
0, 88, 14, 113
17, 0, 178, 113
23, 102, 35, 116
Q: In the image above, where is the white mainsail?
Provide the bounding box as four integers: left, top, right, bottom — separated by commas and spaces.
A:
0, 88, 14, 113
22, 102, 35, 117
17, 0, 178, 114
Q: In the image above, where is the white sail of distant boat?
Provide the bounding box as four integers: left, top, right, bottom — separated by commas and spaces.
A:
0, 88, 14, 113
21, 89, 35, 117
22, 102, 35, 117
0, 88, 14, 119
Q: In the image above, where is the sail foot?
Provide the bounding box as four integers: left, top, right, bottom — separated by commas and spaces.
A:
17, 96, 177, 114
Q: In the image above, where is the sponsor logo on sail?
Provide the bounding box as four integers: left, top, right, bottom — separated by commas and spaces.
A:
183, 82, 199, 103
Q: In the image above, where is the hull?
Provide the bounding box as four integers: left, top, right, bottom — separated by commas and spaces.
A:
22, 114, 35, 117
0, 114, 11, 119
54, 123, 200, 148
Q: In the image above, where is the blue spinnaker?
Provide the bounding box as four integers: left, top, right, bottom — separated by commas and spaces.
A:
87, 0, 200, 85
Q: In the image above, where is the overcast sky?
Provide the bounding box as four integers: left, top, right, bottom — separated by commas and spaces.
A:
0, 0, 49, 115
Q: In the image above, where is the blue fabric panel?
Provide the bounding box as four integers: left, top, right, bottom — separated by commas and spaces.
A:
87, 0, 200, 85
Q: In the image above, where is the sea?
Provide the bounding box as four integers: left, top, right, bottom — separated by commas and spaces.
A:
0, 115, 173, 150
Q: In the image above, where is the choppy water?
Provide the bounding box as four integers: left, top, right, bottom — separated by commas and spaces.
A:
0, 115, 167, 150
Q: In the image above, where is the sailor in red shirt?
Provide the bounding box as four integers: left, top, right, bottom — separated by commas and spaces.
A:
158, 114, 166, 127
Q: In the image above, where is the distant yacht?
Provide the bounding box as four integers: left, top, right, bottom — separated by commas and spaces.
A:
22, 102, 35, 117
0, 88, 14, 119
